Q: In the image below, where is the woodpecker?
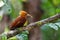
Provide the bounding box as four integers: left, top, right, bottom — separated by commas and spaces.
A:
9, 11, 32, 30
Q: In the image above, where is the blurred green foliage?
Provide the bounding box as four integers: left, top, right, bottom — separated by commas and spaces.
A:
41, 22, 60, 40
0, 0, 23, 20
0, 0, 60, 40
52, 0, 60, 6
0, 33, 7, 40
41, 0, 60, 19
40, 0, 60, 40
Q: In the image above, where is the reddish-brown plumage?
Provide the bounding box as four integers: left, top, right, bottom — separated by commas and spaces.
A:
10, 11, 27, 30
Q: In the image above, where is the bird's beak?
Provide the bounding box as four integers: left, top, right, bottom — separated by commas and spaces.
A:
27, 14, 33, 18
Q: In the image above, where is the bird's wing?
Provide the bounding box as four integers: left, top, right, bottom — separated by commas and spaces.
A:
10, 16, 26, 30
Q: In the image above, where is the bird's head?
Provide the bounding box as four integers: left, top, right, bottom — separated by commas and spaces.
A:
19, 11, 32, 17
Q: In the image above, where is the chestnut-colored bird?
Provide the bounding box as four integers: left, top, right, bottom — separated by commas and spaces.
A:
10, 11, 32, 30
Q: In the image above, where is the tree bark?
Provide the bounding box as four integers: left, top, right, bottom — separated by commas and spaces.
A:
23, 0, 43, 40
0, 14, 10, 34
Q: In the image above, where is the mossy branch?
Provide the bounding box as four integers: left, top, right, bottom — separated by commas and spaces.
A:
1, 14, 60, 39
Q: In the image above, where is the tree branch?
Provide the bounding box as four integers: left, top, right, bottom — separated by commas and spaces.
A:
1, 14, 60, 39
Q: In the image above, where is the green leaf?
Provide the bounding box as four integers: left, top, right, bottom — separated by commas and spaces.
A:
8, 36, 17, 40
41, 23, 56, 40
55, 22, 60, 27
52, 0, 60, 6
16, 30, 29, 40
16, 34, 28, 40
48, 23, 58, 30
41, 22, 60, 40
0, 33, 7, 40
56, 8, 60, 13
41, 0, 56, 19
